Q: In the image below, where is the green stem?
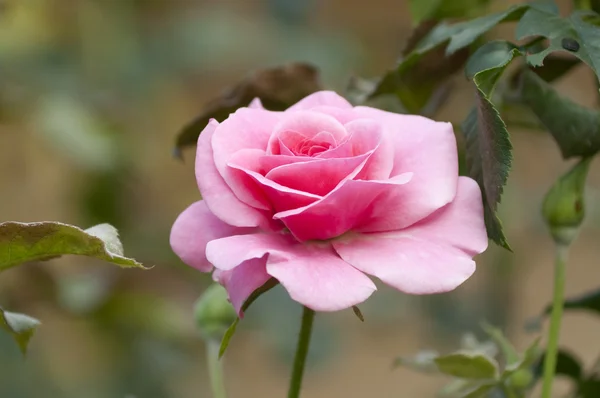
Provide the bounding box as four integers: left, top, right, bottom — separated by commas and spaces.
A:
541, 243, 569, 398
288, 306, 316, 398
207, 340, 227, 398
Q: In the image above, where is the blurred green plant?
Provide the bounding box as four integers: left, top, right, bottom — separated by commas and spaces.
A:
0, 221, 144, 353
394, 325, 541, 397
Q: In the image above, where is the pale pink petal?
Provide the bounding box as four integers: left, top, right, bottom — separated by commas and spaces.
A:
228, 149, 321, 212
223, 257, 271, 316
212, 108, 281, 209
206, 233, 376, 311
352, 107, 459, 231
266, 244, 376, 311
310, 105, 358, 124
170, 201, 255, 272
265, 153, 371, 196
332, 178, 488, 294
248, 98, 264, 109
196, 120, 268, 227
333, 234, 475, 294
401, 177, 488, 255
274, 173, 413, 241
267, 111, 348, 155
287, 91, 353, 112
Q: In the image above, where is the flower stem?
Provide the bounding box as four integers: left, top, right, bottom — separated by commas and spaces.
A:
288, 306, 315, 398
207, 340, 227, 398
541, 243, 569, 398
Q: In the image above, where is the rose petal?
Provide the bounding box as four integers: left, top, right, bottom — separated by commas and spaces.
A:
223, 257, 271, 316
267, 111, 348, 155
206, 233, 376, 311
212, 108, 281, 210
248, 97, 264, 109
334, 235, 475, 294
196, 120, 268, 227
274, 173, 413, 241
229, 149, 321, 212
332, 178, 488, 294
310, 105, 358, 124
287, 91, 353, 112
352, 107, 459, 230
170, 201, 255, 272
399, 177, 488, 255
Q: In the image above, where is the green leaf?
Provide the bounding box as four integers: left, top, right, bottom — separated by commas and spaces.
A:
438, 379, 498, 397
351, 305, 364, 322
218, 278, 278, 358
440, 4, 535, 55
544, 286, 600, 315
520, 70, 600, 158
434, 352, 499, 379
0, 308, 41, 354
175, 63, 322, 154
366, 20, 470, 114
408, 0, 492, 25
481, 323, 519, 365
516, 8, 600, 81
461, 383, 497, 398
368, 2, 547, 112
0, 222, 145, 271
533, 349, 583, 381
531, 55, 582, 82
461, 42, 519, 249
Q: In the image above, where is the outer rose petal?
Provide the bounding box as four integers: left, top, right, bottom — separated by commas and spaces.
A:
332, 177, 488, 294
222, 257, 271, 316
248, 97, 264, 109
287, 91, 353, 112
212, 108, 281, 209
406, 177, 488, 255
196, 120, 266, 227
206, 233, 376, 311
353, 107, 459, 231
170, 201, 254, 272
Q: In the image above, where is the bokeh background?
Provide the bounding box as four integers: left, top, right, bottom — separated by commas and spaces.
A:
2, 0, 600, 397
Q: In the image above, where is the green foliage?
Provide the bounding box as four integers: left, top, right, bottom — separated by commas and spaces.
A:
219, 278, 279, 358
542, 157, 592, 245
194, 284, 237, 342
520, 71, 600, 158
0, 221, 144, 354
516, 8, 600, 82
175, 63, 322, 154
395, 326, 541, 397
365, 20, 470, 114
408, 0, 492, 25
0, 309, 40, 355
532, 348, 600, 397
366, 3, 539, 115
544, 286, 600, 315
534, 349, 583, 381
461, 41, 519, 250
0, 222, 145, 271
434, 353, 499, 379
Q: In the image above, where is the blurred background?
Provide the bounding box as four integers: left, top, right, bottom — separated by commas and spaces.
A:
2, 0, 600, 397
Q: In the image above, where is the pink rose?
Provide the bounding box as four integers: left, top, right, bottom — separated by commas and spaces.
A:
170, 91, 488, 313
